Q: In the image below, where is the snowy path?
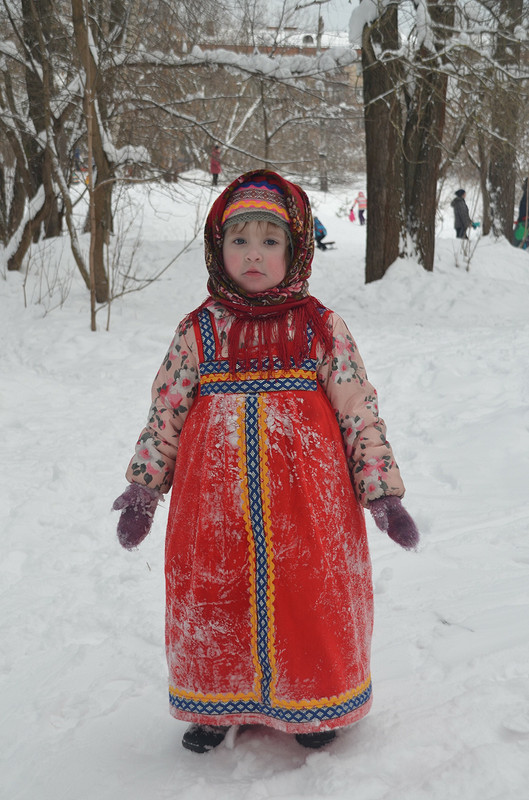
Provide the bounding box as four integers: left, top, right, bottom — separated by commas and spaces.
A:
1, 180, 529, 799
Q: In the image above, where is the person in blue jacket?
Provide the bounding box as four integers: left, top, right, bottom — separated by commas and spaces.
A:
314, 217, 328, 250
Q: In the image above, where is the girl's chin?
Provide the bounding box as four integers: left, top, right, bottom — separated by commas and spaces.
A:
240, 279, 276, 293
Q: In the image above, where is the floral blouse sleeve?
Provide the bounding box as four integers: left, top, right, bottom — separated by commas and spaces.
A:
317, 312, 405, 506
125, 317, 199, 493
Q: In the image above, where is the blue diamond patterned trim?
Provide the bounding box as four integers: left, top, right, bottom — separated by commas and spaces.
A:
200, 357, 317, 375
201, 377, 317, 395
198, 309, 217, 361
169, 682, 372, 722
245, 395, 273, 704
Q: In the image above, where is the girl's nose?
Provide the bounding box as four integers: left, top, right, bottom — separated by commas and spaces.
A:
245, 247, 262, 261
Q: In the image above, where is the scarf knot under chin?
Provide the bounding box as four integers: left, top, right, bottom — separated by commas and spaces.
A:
221, 295, 331, 374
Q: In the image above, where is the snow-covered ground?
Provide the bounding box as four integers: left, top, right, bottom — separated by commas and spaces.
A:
2, 173, 529, 800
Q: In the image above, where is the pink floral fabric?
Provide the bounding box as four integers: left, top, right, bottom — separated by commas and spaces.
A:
126, 301, 405, 505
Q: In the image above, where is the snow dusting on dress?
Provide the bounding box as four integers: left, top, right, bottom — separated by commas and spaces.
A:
126, 300, 405, 733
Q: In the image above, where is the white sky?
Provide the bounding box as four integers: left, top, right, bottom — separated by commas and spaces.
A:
320, 0, 357, 31
260, 0, 357, 33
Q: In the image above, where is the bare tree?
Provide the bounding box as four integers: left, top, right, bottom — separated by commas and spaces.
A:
358, 0, 529, 280
487, 0, 524, 240
1, 0, 362, 305
402, 1, 455, 271
0, 0, 71, 271
439, 0, 528, 238
361, 2, 403, 283
360, 0, 455, 282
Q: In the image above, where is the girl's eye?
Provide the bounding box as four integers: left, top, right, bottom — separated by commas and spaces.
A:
264, 238, 279, 246
232, 237, 246, 245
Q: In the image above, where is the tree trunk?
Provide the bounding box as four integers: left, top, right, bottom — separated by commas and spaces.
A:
362, 3, 404, 283
23, 0, 63, 241
403, 67, 449, 271
402, 1, 454, 272
319, 116, 328, 192
42, 150, 64, 238
260, 81, 271, 169
72, 0, 111, 303
477, 132, 491, 235
488, 0, 523, 241
91, 179, 112, 302
361, 1, 454, 280
5, 0, 64, 270
6, 167, 28, 245
0, 166, 6, 244
7, 188, 54, 270
319, 152, 328, 193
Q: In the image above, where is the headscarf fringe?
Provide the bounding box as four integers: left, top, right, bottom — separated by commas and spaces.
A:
189, 297, 332, 375
225, 296, 332, 374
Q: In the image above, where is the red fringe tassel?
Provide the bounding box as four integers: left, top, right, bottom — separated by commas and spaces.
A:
223, 296, 333, 374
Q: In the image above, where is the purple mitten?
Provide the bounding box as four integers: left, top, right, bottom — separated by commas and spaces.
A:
368, 495, 419, 551
112, 483, 162, 550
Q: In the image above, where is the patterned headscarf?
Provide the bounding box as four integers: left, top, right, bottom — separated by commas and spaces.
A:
200, 169, 331, 372
204, 169, 314, 308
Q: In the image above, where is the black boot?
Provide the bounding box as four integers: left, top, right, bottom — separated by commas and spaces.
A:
295, 730, 336, 749
182, 723, 229, 753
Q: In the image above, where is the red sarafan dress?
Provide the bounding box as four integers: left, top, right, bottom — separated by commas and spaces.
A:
126, 300, 405, 733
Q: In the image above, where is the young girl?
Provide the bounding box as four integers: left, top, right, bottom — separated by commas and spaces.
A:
351, 191, 367, 225
113, 170, 419, 754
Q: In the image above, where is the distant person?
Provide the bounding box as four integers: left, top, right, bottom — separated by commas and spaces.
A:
73, 146, 82, 171
351, 191, 367, 225
314, 216, 328, 249
113, 169, 419, 755
514, 178, 529, 249
210, 144, 221, 186
451, 189, 475, 239
518, 178, 528, 221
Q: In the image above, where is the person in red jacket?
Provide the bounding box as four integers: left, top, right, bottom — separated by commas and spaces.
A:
210, 145, 221, 186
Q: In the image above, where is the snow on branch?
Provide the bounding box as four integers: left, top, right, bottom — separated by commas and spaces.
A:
3, 186, 45, 262
348, 0, 396, 46
413, 0, 436, 52
117, 43, 358, 82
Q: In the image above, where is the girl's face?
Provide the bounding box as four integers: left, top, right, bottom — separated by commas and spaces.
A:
222, 220, 288, 294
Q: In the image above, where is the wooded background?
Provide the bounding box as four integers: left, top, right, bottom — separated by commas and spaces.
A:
1, 0, 528, 297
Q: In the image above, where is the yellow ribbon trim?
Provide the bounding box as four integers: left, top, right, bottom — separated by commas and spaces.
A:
201, 368, 316, 384
168, 675, 371, 709
169, 686, 258, 703
257, 396, 279, 704
271, 675, 372, 710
